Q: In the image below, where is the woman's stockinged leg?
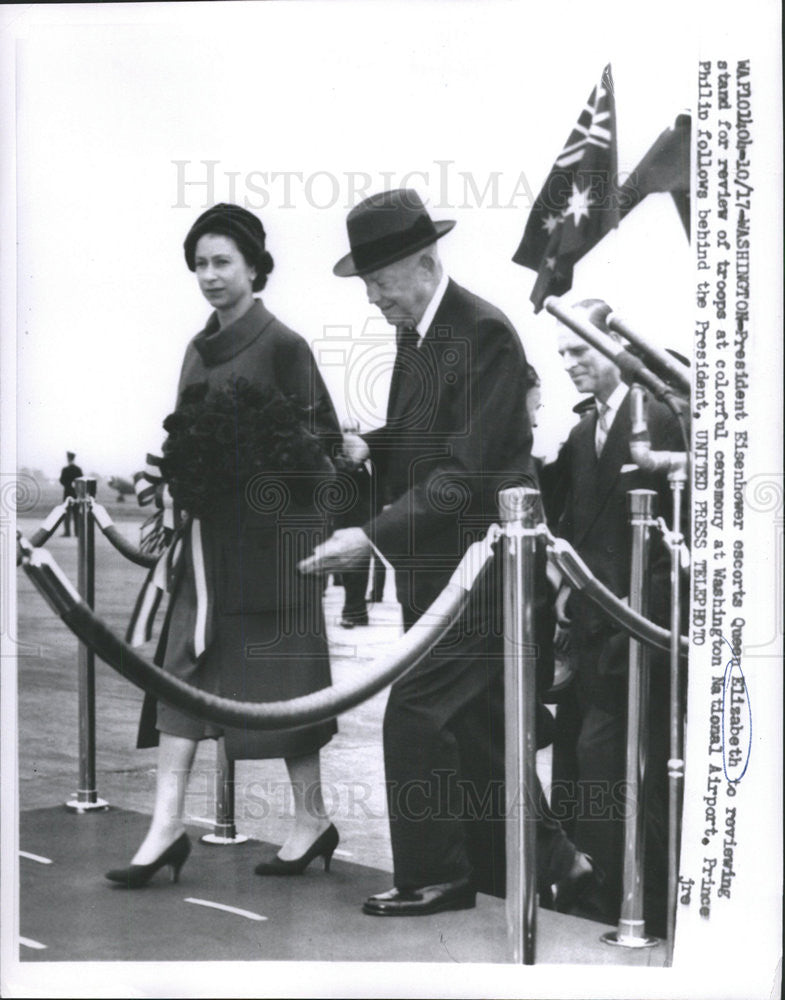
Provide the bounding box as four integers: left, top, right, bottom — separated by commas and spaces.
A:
277, 751, 331, 860
131, 733, 198, 865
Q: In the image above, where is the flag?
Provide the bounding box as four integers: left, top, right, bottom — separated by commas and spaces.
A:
618, 112, 691, 236
512, 64, 619, 312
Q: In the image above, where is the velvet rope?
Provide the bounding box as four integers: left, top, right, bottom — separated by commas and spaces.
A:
18, 520, 688, 729
19, 502, 70, 561
17, 532, 494, 729
89, 502, 160, 569
546, 535, 689, 657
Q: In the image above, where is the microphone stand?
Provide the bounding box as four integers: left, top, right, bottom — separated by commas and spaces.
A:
630, 384, 689, 964
662, 469, 687, 966
608, 312, 691, 396
545, 298, 692, 960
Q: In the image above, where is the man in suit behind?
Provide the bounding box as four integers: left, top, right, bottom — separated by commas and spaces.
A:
302, 189, 591, 916
551, 299, 685, 936
59, 450, 83, 537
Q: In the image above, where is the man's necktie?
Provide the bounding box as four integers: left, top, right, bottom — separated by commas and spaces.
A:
396, 322, 420, 352
595, 402, 611, 456
387, 323, 419, 417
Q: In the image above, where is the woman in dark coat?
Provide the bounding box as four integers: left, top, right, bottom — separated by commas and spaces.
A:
107, 205, 342, 887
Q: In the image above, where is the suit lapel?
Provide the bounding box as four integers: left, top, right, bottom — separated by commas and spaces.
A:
571, 413, 601, 546
595, 393, 632, 507
573, 393, 632, 546
386, 340, 427, 426
419, 279, 457, 342
386, 282, 458, 426
386, 346, 409, 422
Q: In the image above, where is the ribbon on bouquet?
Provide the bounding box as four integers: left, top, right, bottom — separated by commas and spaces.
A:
126, 516, 214, 660
133, 453, 175, 534
127, 451, 185, 648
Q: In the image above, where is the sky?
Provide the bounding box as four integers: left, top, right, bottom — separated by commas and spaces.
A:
10, 0, 700, 479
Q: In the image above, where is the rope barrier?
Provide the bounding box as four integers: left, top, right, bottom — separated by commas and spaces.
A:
89, 501, 160, 569
20, 501, 70, 560
17, 497, 159, 570
17, 529, 497, 729
18, 512, 689, 733
539, 527, 689, 658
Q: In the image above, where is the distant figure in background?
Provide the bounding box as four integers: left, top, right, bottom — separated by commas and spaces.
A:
59, 451, 83, 537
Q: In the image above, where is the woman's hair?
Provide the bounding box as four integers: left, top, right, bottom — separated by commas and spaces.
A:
183, 203, 274, 292
524, 363, 541, 392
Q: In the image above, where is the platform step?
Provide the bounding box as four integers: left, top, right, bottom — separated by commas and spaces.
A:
19, 806, 665, 966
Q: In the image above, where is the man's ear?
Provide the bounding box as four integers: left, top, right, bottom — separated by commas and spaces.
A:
418, 250, 438, 277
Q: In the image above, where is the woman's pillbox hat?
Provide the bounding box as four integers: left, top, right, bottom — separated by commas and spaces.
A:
184, 203, 267, 273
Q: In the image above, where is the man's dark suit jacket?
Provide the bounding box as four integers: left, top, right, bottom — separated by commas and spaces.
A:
556, 390, 684, 710
59, 461, 83, 500
362, 278, 537, 621
359, 277, 556, 897
553, 387, 687, 933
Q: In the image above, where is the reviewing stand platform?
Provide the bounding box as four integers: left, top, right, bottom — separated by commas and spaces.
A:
19, 806, 666, 966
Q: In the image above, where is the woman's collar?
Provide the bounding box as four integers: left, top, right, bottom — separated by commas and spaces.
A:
192, 299, 273, 365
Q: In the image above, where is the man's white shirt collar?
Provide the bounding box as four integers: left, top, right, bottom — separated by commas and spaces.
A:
414, 270, 450, 342
597, 382, 628, 420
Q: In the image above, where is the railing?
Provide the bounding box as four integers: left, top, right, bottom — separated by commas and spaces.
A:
20, 479, 161, 813
18, 478, 689, 963
499, 487, 539, 964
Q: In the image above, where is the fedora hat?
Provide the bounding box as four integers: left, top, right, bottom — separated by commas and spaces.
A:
333, 188, 455, 277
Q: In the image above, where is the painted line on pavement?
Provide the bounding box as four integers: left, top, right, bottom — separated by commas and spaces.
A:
19, 937, 47, 950
184, 897, 267, 921
19, 851, 53, 865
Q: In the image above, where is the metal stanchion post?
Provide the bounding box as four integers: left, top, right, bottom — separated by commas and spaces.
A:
66, 478, 108, 812
666, 468, 688, 964
603, 489, 658, 948
499, 486, 539, 965
201, 740, 248, 845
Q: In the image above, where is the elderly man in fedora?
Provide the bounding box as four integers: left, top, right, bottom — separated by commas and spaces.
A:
302, 189, 590, 916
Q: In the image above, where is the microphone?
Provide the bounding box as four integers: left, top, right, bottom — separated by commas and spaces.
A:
607, 312, 691, 395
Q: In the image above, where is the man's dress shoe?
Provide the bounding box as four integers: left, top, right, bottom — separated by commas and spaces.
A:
362, 877, 476, 916
554, 854, 602, 915
339, 610, 369, 629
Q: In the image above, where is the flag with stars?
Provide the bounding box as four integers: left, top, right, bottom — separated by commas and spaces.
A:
512, 64, 619, 312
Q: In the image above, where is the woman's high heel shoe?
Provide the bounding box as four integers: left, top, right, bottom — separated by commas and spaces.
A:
105, 832, 191, 888
254, 824, 339, 876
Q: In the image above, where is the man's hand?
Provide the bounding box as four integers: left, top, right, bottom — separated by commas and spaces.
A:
298, 527, 372, 574
342, 432, 370, 465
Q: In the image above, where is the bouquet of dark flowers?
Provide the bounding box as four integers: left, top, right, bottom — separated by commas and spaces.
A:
158, 378, 334, 519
